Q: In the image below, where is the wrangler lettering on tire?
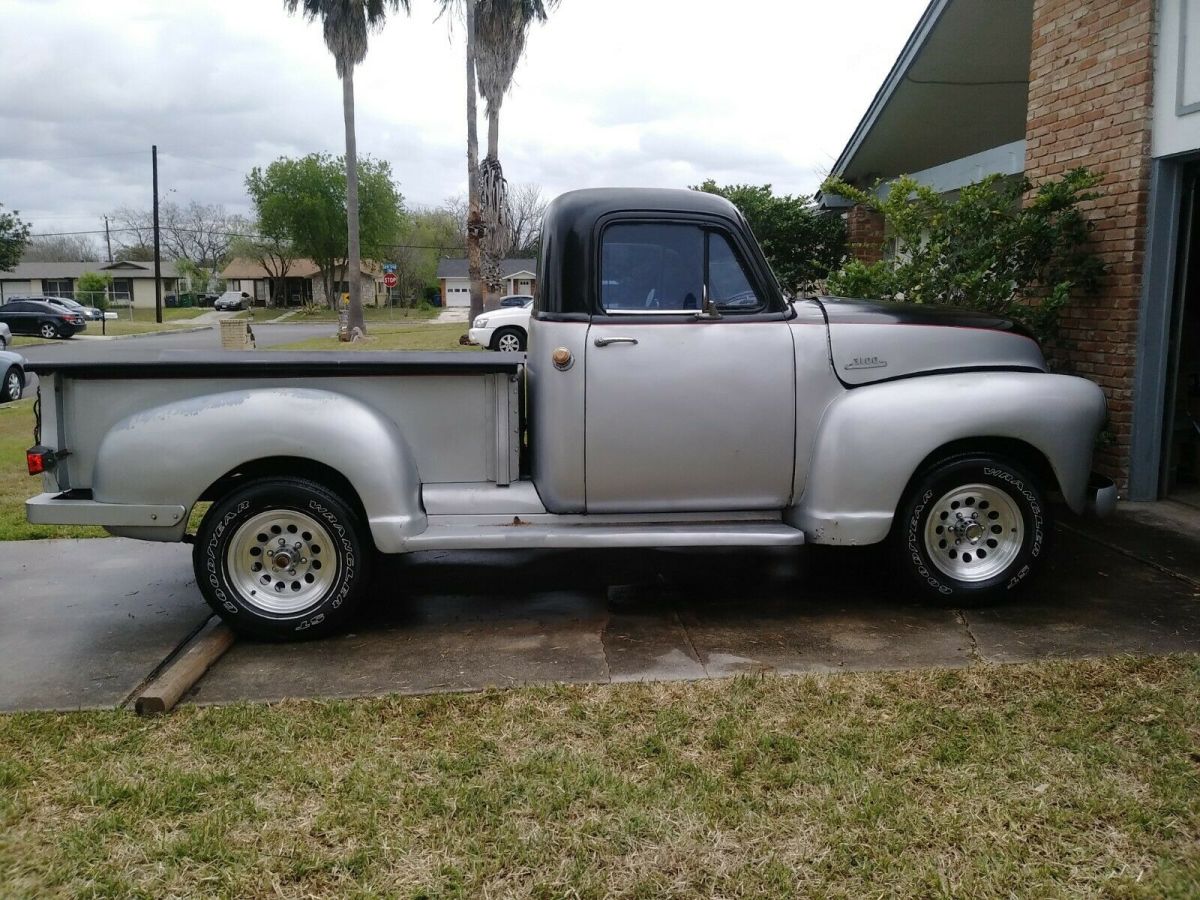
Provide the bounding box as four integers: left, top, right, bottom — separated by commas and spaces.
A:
193, 477, 371, 640
893, 453, 1048, 604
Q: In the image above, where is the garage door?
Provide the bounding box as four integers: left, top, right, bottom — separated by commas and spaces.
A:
446, 286, 470, 307
0, 282, 33, 301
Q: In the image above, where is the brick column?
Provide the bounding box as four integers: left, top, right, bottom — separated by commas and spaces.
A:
845, 204, 886, 264
1024, 0, 1154, 490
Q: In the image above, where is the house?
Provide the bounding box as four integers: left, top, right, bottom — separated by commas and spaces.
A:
220, 258, 389, 307
823, 0, 1200, 503
0, 259, 181, 306
436, 258, 536, 307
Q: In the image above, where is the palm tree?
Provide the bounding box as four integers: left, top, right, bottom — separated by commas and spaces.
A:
440, 0, 557, 323
473, 0, 556, 304
285, 0, 409, 336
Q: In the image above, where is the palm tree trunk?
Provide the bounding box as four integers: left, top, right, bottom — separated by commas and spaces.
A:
343, 67, 366, 335
465, 0, 484, 326
487, 105, 499, 160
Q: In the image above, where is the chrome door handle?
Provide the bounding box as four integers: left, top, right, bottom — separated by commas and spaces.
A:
594, 337, 639, 347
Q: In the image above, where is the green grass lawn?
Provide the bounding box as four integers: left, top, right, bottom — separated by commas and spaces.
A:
271, 321, 475, 352
286, 305, 440, 323
1, 656, 1197, 897
231, 307, 293, 321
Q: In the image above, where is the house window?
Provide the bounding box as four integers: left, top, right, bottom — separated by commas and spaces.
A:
42, 279, 72, 296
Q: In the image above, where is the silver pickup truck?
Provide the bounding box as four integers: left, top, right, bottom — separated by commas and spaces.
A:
24, 188, 1116, 639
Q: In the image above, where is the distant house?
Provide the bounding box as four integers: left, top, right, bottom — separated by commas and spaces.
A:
220, 258, 388, 307
436, 258, 536, 307
0, 259, 181, 306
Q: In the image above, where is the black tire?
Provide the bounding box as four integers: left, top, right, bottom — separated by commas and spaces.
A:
194, 476, 372, 640
893, 453, 1049, 604
1, 366, 22, 403
491, 326, 526, 352
38, 321, 60, 339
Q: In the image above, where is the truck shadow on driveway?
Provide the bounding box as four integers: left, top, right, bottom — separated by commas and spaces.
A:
189, 525, 1200, 705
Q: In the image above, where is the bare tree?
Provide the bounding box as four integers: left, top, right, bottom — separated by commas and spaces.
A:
230, 232, 298, 307
110, 201, 245, 273
508, 182, 546, 257
21, 234, 101, 262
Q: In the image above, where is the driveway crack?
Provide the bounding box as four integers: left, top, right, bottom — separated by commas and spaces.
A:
599, 612, 613, 684
954, 608, 983, 665
676, 610, 709, 678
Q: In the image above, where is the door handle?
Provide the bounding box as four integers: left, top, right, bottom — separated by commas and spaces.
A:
594, 337, 639, 347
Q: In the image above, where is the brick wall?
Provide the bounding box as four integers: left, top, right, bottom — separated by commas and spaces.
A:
845, 204, 886, 264
1024, 0, 1155, 489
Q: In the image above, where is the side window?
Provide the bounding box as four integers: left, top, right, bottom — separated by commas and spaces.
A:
707, 232, 762, 311
601, 223, 703, 312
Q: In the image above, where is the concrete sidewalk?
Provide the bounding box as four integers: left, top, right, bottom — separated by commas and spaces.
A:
1, 507, 1198, 712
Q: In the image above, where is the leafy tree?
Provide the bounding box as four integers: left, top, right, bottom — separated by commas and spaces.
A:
0, 204, 31, 271
693, 181, 845, 296
821, 168, 1106, 342
285, 0, 410, 335
387, 206, 464, 306
76, 272, 113, 310
229, 231, 298, 308
246, 153, 404, 310
22, 234, 101, 262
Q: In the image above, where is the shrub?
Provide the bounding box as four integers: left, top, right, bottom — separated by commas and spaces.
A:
821, 168, 1106, 342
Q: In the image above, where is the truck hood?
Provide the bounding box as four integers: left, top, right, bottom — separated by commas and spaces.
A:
815, 297, 1046, 386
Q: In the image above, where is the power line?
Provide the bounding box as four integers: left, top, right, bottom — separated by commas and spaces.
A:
29, 224, 466, 253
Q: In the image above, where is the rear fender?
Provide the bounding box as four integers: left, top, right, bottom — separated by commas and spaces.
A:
92, 388, 424, 552
788, 372, 1107, 545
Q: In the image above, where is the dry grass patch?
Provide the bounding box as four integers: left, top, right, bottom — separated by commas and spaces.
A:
1, 656, 1198, 897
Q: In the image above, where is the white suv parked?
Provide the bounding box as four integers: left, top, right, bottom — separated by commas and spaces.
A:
468, 297, 532, 351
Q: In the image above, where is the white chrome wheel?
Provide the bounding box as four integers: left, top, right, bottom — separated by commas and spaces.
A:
495, 331, 523, 352
3, 368, 20, 402
922, 483, 1024, 583
226, 509, 338, 614
39, 323, 58, 339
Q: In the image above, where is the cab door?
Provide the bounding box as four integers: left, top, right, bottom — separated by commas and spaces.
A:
584, 221, 796, 513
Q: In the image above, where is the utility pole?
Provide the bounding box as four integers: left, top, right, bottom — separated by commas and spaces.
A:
103, 216, 113, 263
152, 144, 163, 324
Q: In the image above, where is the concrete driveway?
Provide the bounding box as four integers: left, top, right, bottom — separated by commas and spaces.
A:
1, 508, 1197, 712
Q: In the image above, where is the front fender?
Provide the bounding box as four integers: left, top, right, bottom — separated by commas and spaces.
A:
789, 372, 1107, 545
92, 388, 424, 552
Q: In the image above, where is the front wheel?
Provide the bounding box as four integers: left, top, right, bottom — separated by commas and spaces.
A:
492, 327, 526, 352
893, 454, 1049, 604
194, 476, 372, 640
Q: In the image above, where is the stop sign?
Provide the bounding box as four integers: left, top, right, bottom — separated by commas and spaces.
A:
383, 272, 398, 289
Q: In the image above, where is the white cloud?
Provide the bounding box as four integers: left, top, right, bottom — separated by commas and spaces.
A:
0, 0, 929, 240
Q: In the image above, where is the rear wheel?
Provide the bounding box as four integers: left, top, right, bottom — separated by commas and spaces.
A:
492, 327, 526, 352
893, 454, 1049, 604
39, 321, 60, 339
1, 366, 22, 403
194, 476, 372, 640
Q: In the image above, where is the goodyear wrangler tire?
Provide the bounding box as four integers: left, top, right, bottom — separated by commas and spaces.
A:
194, 477, 371, 640
893, 454, 1049, 604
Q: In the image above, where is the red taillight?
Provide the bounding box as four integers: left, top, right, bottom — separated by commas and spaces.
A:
27, 445, 54, 476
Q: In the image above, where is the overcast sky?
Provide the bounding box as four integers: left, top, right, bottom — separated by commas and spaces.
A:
0, 0, 928, 245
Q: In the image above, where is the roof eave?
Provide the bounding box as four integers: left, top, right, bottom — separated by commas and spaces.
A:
824, 0, 952, 189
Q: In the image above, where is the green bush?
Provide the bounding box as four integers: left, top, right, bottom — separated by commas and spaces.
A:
76, 272, 113, 310
821, 168, 1105, 343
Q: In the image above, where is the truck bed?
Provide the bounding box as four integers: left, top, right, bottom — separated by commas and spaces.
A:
25, 349, 522, 379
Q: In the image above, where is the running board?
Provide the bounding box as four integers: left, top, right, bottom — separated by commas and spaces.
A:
400, 520, 805, 551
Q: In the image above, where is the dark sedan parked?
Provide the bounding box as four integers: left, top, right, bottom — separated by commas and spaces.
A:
0, 299, 87, 339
